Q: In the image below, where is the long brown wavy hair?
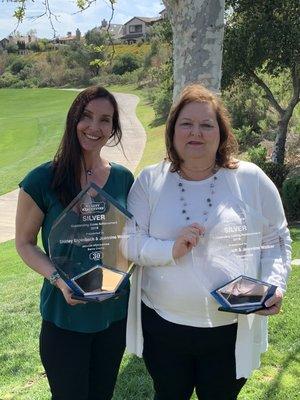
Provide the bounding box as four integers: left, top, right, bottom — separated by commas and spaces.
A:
52, 86, 122, 206
165, 84, 238, 172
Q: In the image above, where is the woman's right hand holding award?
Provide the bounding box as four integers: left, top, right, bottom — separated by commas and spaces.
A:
172, 223, 205, 259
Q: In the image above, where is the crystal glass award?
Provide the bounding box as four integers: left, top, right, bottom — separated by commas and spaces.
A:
192, 197, 282, 314
211, 275, 277, 314
48, 183, 137, 302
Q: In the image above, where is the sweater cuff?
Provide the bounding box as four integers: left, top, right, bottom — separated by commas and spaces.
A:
140, 239, 176, 267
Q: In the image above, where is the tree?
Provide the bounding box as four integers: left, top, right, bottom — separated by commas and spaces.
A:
60, 41, 104, 76
6, 43, 19, 53
85, 28, 106, 46
148, 18, 172, 45
26, 39, 47, 52
9, 0, 226, 99
223, 0, 300, 165
163, 0, 225, 98
75, 28, 81, 40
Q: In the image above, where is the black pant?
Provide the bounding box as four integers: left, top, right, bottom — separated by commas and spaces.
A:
40, 319, 126, 400
142, 303, 246, 400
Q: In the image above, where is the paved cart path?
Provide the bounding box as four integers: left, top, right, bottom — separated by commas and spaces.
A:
0, 92, 146, 243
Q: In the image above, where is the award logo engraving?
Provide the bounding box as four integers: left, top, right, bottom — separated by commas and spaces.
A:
80, 201, 106, 214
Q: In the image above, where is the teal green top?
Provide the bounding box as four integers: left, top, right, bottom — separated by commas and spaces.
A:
20, 162, 134, 333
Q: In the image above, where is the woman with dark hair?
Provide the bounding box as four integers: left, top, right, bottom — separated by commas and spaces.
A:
126, 84, 291, 400
15, 86, 134, 400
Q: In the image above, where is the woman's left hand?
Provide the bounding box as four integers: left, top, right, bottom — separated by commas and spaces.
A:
255, 288, 283, 316
56, 278, 86, 306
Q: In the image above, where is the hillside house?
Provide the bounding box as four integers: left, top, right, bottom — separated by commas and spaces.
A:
120, 17, 160, 43
8, 33, 38, 46
0, 34, 37, 53
51, 31, 81, 46
98, 19, 123, 43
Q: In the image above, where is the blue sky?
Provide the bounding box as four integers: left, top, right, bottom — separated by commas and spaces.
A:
0, 0, 164, 39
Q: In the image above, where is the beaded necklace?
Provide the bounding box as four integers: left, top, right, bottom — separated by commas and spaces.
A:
177, 166, 218, 225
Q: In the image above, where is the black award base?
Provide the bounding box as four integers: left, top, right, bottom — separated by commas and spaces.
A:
71, 288, 128, 303
211, 275, 277, 315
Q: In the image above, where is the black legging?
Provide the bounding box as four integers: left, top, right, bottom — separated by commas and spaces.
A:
40, 318, 126, 400
142, 302, 246, 400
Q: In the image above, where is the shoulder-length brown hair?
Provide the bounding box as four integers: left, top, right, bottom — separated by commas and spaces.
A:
165, 84, 238, 172
52, 86, 122, 206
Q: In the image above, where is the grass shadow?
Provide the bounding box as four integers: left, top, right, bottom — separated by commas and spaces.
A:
261, 342, 300, 399
113, 354, 153, 400
149, 116, 166, 128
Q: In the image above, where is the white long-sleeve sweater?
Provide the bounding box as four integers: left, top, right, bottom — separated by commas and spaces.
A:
126, 161, 291, 378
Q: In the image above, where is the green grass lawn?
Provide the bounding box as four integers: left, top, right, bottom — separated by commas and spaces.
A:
0, 232, 299, 400
290, 226, 300, 260
0, 89, 80, 195
0, 86, 165, 196
0, 87, 299, 399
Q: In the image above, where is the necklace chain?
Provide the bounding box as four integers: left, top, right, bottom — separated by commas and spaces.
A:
180, 160, 216, 175
177, 166, 218, 225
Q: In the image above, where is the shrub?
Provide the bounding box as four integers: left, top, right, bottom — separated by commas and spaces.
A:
222, 79, 274, 133
143, 51, 153, 69
90, 69, 143, 87
11, 79, 27, 88
145, 66, 167, 87
122, 68, 145, 85
152, 88, 172, 120
247, 145, 267, 168
282, 177, 300, 221
233, 126, 261, 152
18, 64, 35, 80
10, 59, 30, 74
23, 77, 39, 88
149, 18, 173, 44
26, 40, 46, 52
112, 53, 140, 75
248, 146, 289, 191
63, 67, 90, 86
263, 162, 289, 191
0, 71, 19, 87
146, 59, 173, 121
0, 52, 13, 75
90, 73, 124, 86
